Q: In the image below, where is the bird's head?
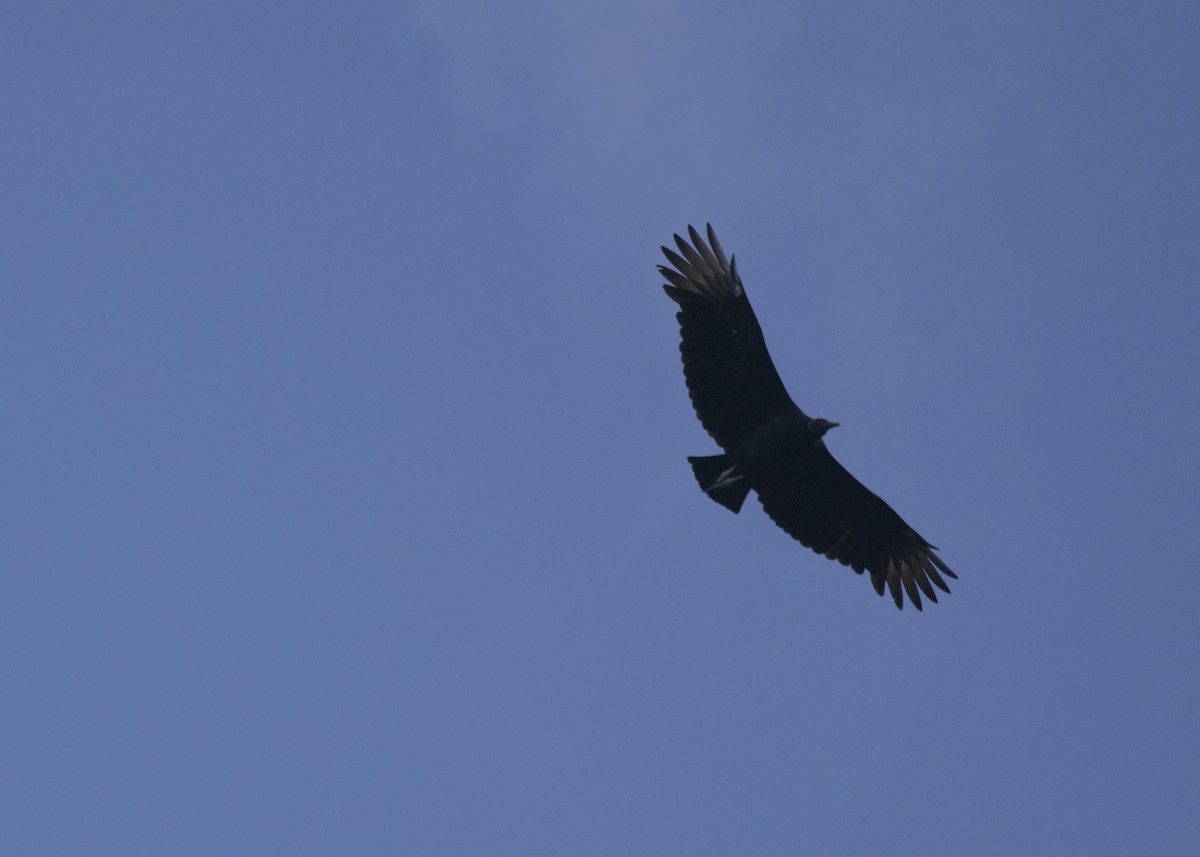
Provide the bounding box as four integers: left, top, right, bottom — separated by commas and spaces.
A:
807, 417, 840, 438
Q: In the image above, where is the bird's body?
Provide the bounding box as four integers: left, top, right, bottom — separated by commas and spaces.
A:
660, 224, 956, 610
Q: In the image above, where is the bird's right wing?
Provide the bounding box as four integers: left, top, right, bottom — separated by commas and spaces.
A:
660, 224, 799, 452
754, 445, 957, 610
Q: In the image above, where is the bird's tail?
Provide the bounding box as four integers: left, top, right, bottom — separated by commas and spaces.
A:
687, 454, 751, 514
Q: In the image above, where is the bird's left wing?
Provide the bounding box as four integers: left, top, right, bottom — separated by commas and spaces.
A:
660, 224, 800, 452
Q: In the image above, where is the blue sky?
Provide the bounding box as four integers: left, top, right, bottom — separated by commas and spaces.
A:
3, 2, 1198, 854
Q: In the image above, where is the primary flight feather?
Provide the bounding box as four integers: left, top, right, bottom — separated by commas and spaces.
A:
660, 224, 957, 610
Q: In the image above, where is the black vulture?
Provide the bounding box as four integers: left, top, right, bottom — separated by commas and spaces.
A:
659, 224, 957, 610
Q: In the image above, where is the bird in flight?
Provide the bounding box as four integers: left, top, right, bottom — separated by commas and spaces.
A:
659, 224, 957, 610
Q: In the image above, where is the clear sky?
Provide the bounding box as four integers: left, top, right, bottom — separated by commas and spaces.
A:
3, 2, 1198, 854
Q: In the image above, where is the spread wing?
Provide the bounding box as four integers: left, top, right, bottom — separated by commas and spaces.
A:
660, 224, 800, 452
754, 446, 958, 610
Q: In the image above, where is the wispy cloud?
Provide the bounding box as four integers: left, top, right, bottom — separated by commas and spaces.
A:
402, 1, 981, 229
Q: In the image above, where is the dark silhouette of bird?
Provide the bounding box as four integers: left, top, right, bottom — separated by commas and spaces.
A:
659, 224, 957, 610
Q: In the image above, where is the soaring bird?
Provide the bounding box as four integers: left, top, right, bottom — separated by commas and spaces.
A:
659, 224, 957, 610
